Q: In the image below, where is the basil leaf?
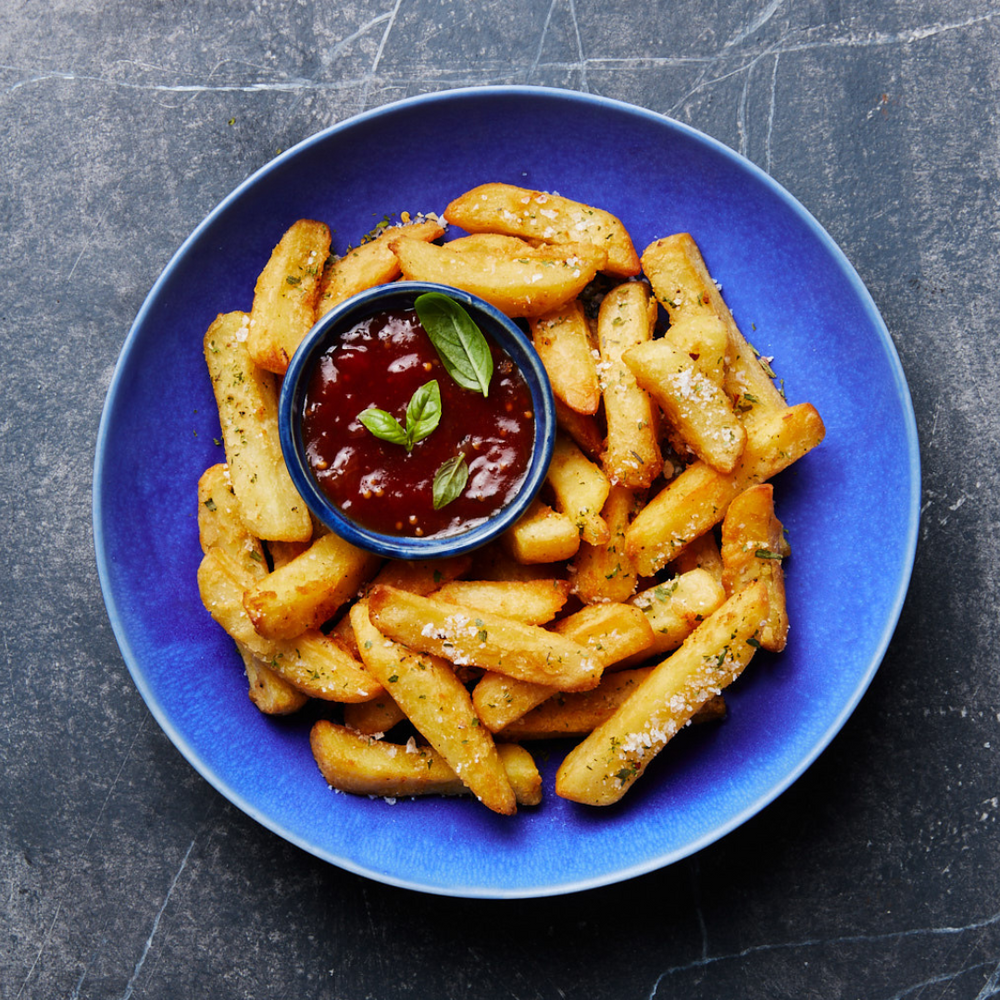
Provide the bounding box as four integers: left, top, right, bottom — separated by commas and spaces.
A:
432, 453, 469, 509
405, 380, 442, 447
415, 292, 493, 397
357, 407, 409, 447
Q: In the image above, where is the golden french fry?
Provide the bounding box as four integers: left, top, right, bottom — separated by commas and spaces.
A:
624, 338, 746, 474
351, 603, 517, 815
343, 695, 407, 736
554, 398, 604, 459
547, 434, 611, 546
432, 579, 571, 625
246, 219, 330, 374
641, 233, 786, 415
316, 217, 445, 318
444, 183, 640, 277
631, 567, 727, 658
198, 548, 382, 701
473, 602, 654, 732
391, 237, 603, 319
664, 311, 728, 387
625, 402, 825, 576
597, 282, 663, 488
721, 484, 789, 651
530, 300, 600, 415
555, 582, 768, 806
670, 530, 725, 584
571, 484, 642, 604
197, 464, 268, 572
502, 499, 581, 565
446, 233, 538, 256
238, 646, 310, 715
204, 312, 313, 543
310, 721, 541, 806
242, 531, 380, 640
366, 585, 602, 692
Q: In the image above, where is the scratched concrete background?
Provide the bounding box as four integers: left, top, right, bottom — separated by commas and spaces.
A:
2, 1, 1000, 997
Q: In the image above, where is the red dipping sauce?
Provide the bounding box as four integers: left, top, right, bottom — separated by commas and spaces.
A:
302, 309, 535, 539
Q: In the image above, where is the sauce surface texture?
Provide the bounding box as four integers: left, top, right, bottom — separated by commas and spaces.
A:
303, 309, 534, 538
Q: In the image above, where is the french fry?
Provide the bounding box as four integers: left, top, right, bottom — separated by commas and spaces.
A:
670, 530, 725, 584
366, 585, 603, 692
547, 434, 611, 546
664, 311, 728, 387
311, 721, 541, 806
631, 567, 727, 658
198, 548, 382, 701
351, 602, 517, 815
316, 217, 445, 318
391, 236, 603, 319
597, 282, 663, 488
555, 582, 768, 805
432, 579, 571, 625
204, 312, 313, 543
197, 463, 267, 573
238, 646, 310, 715
473, 602, 654, 732
720, 484, 788, 651
554, 399, 604, 459
530, 300, 600, 415
624, 339, 746, 474
444, 183, 640, 277
641, 233, 786, 415
625, 402, 825, 577
343, 695, 407, 736
242, 531, 380, 640
246, 219, 331, 374
502, 499, 581, 564
571, 484, 642, 604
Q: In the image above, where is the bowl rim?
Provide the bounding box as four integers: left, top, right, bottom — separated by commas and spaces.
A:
278, 280, 556, 559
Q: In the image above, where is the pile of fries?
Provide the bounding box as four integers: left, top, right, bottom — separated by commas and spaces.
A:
196, 182, 825, 814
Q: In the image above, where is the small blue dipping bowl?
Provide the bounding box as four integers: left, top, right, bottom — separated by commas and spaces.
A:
279, 281, 556, 560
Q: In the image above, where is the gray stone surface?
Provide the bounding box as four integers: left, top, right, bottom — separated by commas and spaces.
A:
3, 1, 999, 997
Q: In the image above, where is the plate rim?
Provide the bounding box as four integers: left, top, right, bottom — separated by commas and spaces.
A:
92, 84, 922, 898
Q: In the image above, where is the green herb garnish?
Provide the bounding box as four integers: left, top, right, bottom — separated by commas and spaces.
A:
415, 292, 493, 397
357, 379, 441, 452
432, 453, 469, 509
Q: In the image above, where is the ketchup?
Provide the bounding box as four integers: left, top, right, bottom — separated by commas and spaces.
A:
302, 309, 534, 539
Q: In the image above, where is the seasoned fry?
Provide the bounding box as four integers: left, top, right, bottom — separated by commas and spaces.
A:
311, 721, 541, 805
239, 646, 310, 715
571, 484, 642, 604
554, 398, 604, 459
641, 233, 786, 415
432, 579, 571, 625
720, 484, 789, 651
367, 585, 603, 692
664, 311, 728, 387
671, 530, 725, 584
631, 567, 727, 658
351, 602, 517, 815
502, 499, 581, 565
246, 219, 331, 374
444, 183, 640, 277
204, 311, 313, 543
625, 402, 825, 576
316, 217, 445, 318
547, 434, 611, 546
391, 236, 603, 319
624, 338, 746, 474
242, 531, 380, 640
555, 582, 768, 805
530, 300, 600, 415
343, 695, 407, 736
596, 282, 662, 488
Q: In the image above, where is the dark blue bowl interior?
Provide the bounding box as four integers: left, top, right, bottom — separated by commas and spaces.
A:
279, 281, 555, 560
94, 87, 920, 898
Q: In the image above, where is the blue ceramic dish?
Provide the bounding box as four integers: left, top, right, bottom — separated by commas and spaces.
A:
93, 87, 920, 898
278, 282, 555, 560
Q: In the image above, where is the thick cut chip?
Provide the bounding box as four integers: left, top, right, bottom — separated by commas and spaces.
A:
238, 647, 310, 715
246, 219, 330, 374
243, 531, 380, 640
624, 339, 746, 474
204, 312, 313, 543
664, 311, 729, 387
555, 582, 768, 806
366, 585, 602, 692
317, 217, 445, 318
641, 233, 786, 415
720, 484, 789, 651
432, 579, 571, 625
311, 721, 541, 805
571, 484, 642, 605
444, 183, 640, 277
342, 695, 407, 736
547, 434, 611, 546
197, 464, 268, 573
597, 282, 663, 488
630, 567, 727, 659
391, 236, 603, 319
502, 499, 581, 565
530, 300, 601, 415
625, 402, 825, 576
352, 602, 517, 815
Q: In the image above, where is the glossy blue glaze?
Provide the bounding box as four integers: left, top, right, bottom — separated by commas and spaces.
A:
278, 281, 555, 559
93, 86, 920, 898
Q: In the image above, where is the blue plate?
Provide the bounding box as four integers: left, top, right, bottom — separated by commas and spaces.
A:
93, 87, 920, 898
